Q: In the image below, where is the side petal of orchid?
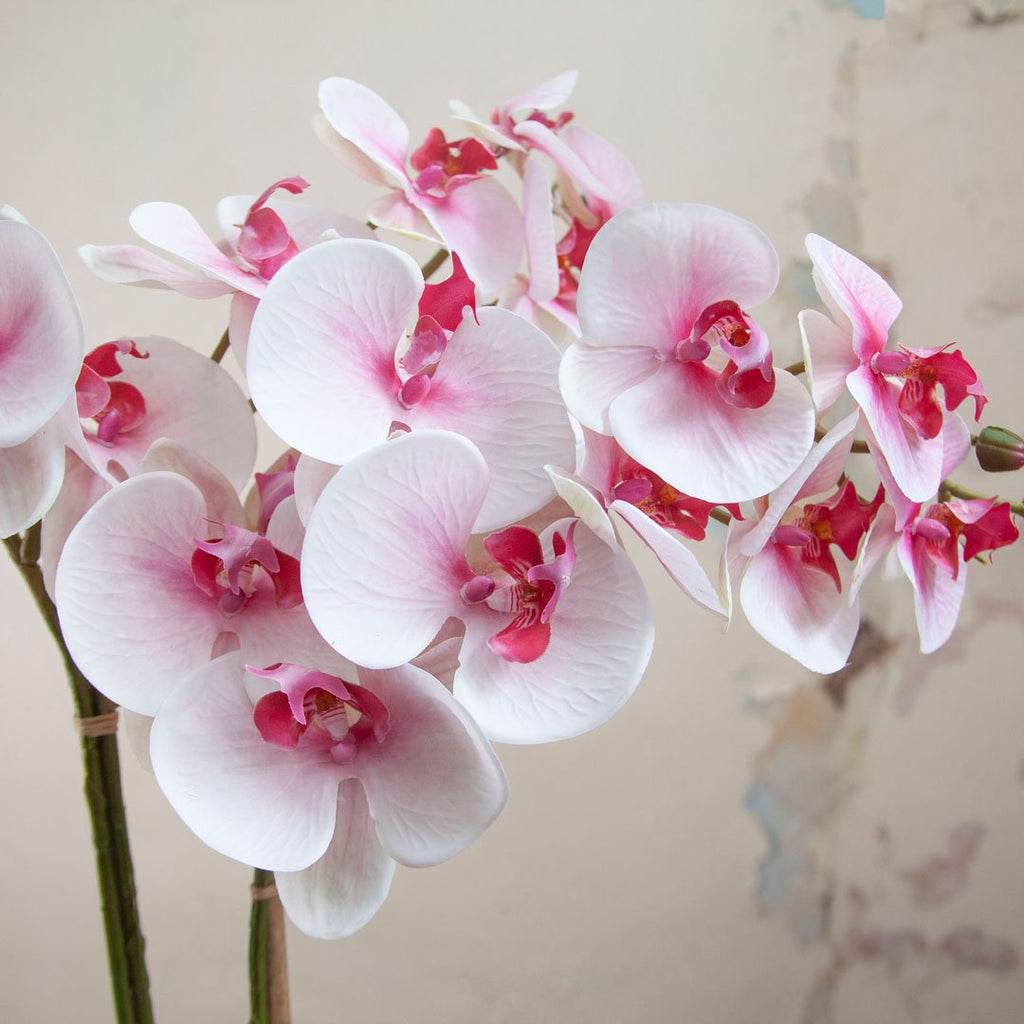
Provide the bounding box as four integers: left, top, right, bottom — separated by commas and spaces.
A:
559, 342, 661, 434
276, 780, 396, 939
612, 500, 725, 615
128, 203, 264, 298
798, 308, 859, 412
608, 361, 815, 504
554, 124, 644, 219
0, 411, 68, 537
367, 192, 439, 242
246, 239, 422, 464
806, 233, 902, 361
506, 70, 578, 116
356, 663, 508, 867
418, 177, 523, 296
150, 653, 344, 871
0, 220, 84, 446
78, 243, 234, 298
740, 545, 859, 674
577, 204, 779, 350
411, 306, 574, 532
545, 464, 619, 548
302, 431, 487, 669
140, 438, 247, 528
848, 363, 942, 503
318, 78, 412, 189
522, 157, 559, 303
896, 530, 967, 654
455, 520, 654, 744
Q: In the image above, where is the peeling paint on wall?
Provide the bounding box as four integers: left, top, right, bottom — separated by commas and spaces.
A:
822, 0, 886, 18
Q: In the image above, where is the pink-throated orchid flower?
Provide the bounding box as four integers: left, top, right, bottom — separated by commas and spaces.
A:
301, 430, 654, 745
80, 178, 372, 364
246, 237, 575, 533
560, 203, 815, 504
0, 219, 84, 536
799, 234, 986, 504
316, 78, 522, 296
547, 427, 735, 616
726, 413, 885, 673
71, 335, 256, 489
853, 494, 1019, 654
150, 653, 507, 938
56, 465, 336, 717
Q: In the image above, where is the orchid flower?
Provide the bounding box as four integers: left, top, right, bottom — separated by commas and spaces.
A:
450, 72, 643, 226
301, 430, 654, 744
80, 178, 372, 363
56, 462, 335, 717
800, 234, 986, 504
317, 78, 522, 295
547, 427, 733, 615
246, 237, 575, 533
560, 203, 815, 503
0, 219, 84, 536
726, 413, 885, 673
150, 653, 507, 938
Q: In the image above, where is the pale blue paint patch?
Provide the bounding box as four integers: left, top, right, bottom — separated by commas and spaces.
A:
823, 0, 885, 18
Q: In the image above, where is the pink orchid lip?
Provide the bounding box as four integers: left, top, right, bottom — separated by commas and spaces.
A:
76, 339, 150, 445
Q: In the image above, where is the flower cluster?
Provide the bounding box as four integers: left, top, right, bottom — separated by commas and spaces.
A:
2, 72, 1018, 938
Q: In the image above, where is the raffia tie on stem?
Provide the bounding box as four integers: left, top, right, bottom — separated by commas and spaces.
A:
249, 868, 292, 1024
75, 711, 120, 737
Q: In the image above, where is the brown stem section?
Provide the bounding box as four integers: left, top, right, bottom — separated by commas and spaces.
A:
420, 248, 449, 281
210, 328, 230, 364
4, 525, 153, 1024
249, 869, 291, 1024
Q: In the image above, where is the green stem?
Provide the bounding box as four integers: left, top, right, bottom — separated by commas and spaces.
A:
249, 869, 291, 1024
938, 479, 1024, 518
5, 525, 153, 1024
420, 248, 449, 281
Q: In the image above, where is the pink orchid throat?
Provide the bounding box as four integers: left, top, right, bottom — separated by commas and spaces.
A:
76, 339, 149, 445
674, 300, 775, 409
250, 662, 390, 765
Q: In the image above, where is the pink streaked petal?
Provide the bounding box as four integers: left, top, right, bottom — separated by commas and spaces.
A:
55, 473, 225, 714
0, 221, 84, 445
81, 336, 257, 491
367, 192, 439, 242
448, 99, 523, 151
848, 363, 942, 503
609, 361, 815, 504
513, 120, 614, 205
454, 522, 653, 744
356, 663, 507, 866
139, 439, 246, 527
410, 307, 574, 532
505, 70, 578, 115
522, 157, 559, 303
798, 308, 859, 411
150, 653, 345, 871
0, 413, 67, 537
612, 500, 725, 615
129, 203, 264, 298
302, 431, 487, 670
246, 239, 421, 465
418, 177, 523, 296
576, 204, 779, 350
557, 124, 644, 214
559, 342, 661, 434
897, 531, 967, 654
739, 412, 859, 559
740, 544, 859, 673
78, 243, 233, 299
276, 780, 396, 939
265, 495, 305, 561
805, 234, 902, 362
314, 113, 396, 187
318, 78, 411, 189
850, 502, 898, 600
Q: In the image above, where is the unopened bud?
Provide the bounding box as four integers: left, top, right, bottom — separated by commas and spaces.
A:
975, 426, 1024, 473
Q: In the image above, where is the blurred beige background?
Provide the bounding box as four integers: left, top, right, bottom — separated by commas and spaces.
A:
3, 0, 1024, 1020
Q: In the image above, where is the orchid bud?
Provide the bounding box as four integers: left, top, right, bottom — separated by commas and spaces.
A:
975, 426, 1024, 472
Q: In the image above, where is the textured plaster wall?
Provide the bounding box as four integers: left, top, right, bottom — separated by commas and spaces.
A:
1, 1, 1022, 1021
